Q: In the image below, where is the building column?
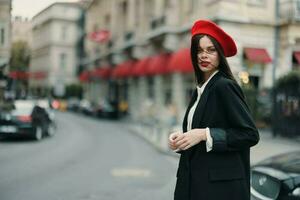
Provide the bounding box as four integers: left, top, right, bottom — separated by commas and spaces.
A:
138, 76, 147, 117
127, 77, 135, 118
154, 74, 164, 114
172, 73, 185, 121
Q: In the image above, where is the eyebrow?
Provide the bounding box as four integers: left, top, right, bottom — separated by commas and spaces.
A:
198, 46, 215, 49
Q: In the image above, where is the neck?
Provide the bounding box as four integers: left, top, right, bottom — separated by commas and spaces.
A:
203, 70, 217, 82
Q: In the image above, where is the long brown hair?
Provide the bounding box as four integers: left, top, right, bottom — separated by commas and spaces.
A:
190, 34, 236, 85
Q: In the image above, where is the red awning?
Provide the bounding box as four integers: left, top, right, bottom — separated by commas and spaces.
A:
293, 52, 300, 64
168, 48, 193, 73
31, 71, 47, 80
147, 53, 171, 75
9, 71, 30, 80
112, 61, 135, 78
79, 71, 90, 82
9, 71, 47, 80
244, 48, 272, 64
132, 57, 152, 77
99, 67, 112, 79
120, 61, 134, 78
91, 66, 111, 79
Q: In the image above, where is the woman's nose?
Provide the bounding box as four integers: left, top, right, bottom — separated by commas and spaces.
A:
198, 52, 207, 60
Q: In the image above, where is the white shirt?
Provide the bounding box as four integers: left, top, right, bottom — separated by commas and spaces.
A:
187, 70, 219, 152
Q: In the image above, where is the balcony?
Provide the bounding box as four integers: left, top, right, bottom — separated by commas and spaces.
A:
150, 16, 166, 30
124, 31, 134, 41
107, 40, 114, 49
146, 15, 171, 40
120, 31, 135, 50
279, 0, 300, 22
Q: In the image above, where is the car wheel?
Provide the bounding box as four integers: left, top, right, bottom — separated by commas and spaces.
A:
46, 123, 56, 137
34, 126, 43, 141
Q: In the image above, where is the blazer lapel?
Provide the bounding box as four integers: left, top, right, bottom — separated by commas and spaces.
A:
191, 71, 223, 128
182, 89, 197, 132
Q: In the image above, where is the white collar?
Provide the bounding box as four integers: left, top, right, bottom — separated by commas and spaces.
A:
197, 70, 219, 94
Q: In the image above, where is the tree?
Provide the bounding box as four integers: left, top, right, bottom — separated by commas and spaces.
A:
10, 40, 30, 71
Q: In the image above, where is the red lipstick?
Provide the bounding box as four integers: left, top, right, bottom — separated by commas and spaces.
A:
200, 61, 210, 67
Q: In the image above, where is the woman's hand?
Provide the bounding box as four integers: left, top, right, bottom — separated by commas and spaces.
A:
174, 129, 207, 150
168, 131, 183, 151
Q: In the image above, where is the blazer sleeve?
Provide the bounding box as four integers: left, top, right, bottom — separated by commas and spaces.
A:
210, 79, 260, 152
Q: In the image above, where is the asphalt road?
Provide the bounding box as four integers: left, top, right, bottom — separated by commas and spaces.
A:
1, 111, 300, 200
0, 111, 178, 200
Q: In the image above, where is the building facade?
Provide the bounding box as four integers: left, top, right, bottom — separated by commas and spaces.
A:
11, 16, 32, 46
81, 0, 300, 123
30, 2, 83, 97
0, 0, 11, 72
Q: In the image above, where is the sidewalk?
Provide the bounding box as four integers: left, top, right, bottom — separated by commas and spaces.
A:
251, 128, 300, 164
126, 120, 300, 164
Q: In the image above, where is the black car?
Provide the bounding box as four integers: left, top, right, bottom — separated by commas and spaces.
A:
251, 151, 300, 200
0, 100, 56, 141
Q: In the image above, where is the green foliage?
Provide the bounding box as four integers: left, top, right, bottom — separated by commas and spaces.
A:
242, 85, 272, 127
275, 70, 300, 92
241, 85, 258, 118
10, 40, 30, 71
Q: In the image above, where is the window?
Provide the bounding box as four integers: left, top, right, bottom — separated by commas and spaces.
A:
61, 25, 67, 40
296, 0, 300, 18
205, 0, 237, 6
163, 76, 172, 105
247, 0, 266, 7
60, 53, 67, 69
135, 0, 140, 27
147, 77, 154, 99
0, 28, 4, 46
104, 14, 110, 28
292, 51, 300, 70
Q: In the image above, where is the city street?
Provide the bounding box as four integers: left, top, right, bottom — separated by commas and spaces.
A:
0, 111, 300, 200
0, 111, 177, 200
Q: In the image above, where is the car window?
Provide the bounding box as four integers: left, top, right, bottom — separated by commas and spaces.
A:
12, 101, 35, 116
12, 106, 33, 116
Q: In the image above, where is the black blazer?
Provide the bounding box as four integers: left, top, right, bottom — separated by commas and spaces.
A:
174, 71, 259, 200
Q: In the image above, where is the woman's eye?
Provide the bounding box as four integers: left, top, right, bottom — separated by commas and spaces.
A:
207, 49, 216, 53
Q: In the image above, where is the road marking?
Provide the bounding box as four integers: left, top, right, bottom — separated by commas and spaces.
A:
110, 168, 151, 177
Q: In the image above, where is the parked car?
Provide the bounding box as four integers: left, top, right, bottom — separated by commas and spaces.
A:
251, 151, 300, 200
66, 97, 80, 112
79, 99, 94, 116
95, 100, 118, 119
0, 100, 56, 141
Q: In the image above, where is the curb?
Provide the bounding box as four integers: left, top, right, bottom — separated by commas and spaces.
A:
127, 122, 180, 158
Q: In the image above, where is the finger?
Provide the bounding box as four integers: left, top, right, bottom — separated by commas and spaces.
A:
178, 141, 190, 150
168, 141, 177, 149
169, 133, 176, 141
170, 132, 181, 140
182, 144, 192, 150
169, 139, 177, 146
169, 143, 178, 150
169, 143, 177, 148
174, 134, 185, 143
176, 138, 187, 147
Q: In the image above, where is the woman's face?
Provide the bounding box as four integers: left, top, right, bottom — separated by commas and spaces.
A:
197, 35, 219, 73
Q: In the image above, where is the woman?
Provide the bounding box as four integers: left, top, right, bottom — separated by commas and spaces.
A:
168, 20, 260, 200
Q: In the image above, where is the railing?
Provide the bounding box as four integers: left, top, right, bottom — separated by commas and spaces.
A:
107, 40, 114, 49
150, 15, 166, 30
124, 31, 134, 41
272, 87, 300, 137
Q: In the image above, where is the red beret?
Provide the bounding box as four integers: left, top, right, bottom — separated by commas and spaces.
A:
191, 20, 237, 57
